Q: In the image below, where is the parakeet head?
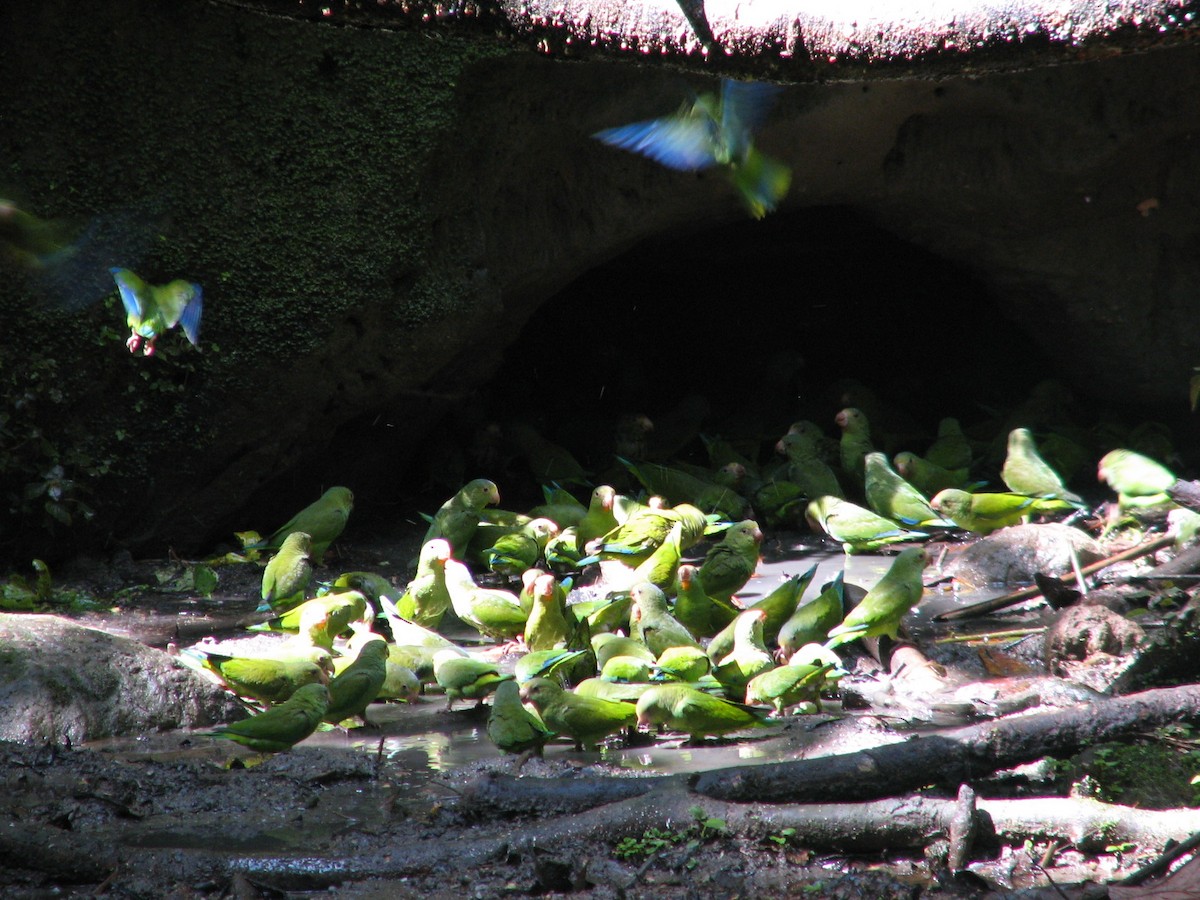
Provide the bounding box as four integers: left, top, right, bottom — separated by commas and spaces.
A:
835, 408, 867, 432
462, 479, 501, 508
894, 452, 915, 478
677, 564, 697, 591
592, 485, 616, 511
929, 489, 969, 518
519, 677, 562, 709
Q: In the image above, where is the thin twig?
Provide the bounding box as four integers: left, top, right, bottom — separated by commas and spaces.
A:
1117, 829, 1200, 886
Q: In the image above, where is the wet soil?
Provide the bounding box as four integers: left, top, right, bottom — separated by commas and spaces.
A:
0, 524, 1189, 897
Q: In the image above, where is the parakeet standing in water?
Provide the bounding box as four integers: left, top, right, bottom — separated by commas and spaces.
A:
256, 486, 353, 565
259, 531, 313, 613
1001, 428, 1084, 506
824, 548, 928, 650
487, 680, 551, 756
520, 677, 637, 751
109, 266, 202, 356
434, 649, 512, 710
594, 79, 791, 219
206, 682, 329, 754
635, 683, 767, 743
323, 635, 389, 725
806, 495, 927, 554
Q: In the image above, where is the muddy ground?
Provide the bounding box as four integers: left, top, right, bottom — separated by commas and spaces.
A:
2, 524, 1197, 898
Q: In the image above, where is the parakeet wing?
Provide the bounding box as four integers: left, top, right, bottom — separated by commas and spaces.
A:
594, 116, 719, 171
163, 280, 203, 345
719, 79, 781, 150
110, 267, 149, 318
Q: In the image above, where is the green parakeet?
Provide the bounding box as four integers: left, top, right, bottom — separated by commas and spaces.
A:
183, 644, 332, 706
483, 517, 559, 576
824, 548, 927, 650
443, 559, 528, 642
589, 502, 709, 564
593, 79, 791, 219
393, 539, 453, 629
434, 648, 512, 710
653, 645, 711, 682
505, 422, 589, 485
863, 452, 952, 528
805, 495, 927, 554
835, 407, 874, 490
592, 633, 657, 670
618, 457, 746, 521
777, 572, 844, 660
422, 478, 501, 556
744, 662, 835, 715
573, 677, 654, 703
925, 417, 974, 471
695, 519, 762, 602
1001, 428, 1084, 506
1098, 449, 1177, 508
250, 590, 368, 650
775, 429, 843, 500
259, 531, 313, 614
711, 609, 775, 695
520, 677, 637, 750
207, 682, 329, 753
378, 594, 465, 656
893, 451, 970, 496
543, 526, 587, 572
110, 266, 202, 356
671, 563, 736, 639
257, 486, 353, 565
600, 654, 655, 683
630, 582, 702, 657
575, 485, 619, 553
514, 648, 589, 684
487, 680, 551, 756
930, 488, 1075, 535
630, 520, 684, 595
635, 683, 768, 742
524, 572, 571, 652
332, 571, 399, 614
323, 635, 389, 724
744, 564, 817, 646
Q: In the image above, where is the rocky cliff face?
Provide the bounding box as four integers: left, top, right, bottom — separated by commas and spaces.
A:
1, 0, 1197, 559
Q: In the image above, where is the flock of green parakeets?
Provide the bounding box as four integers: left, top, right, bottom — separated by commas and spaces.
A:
182, 403, 1191, 757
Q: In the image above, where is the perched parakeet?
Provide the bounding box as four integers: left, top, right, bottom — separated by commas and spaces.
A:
575, 485, 619, 553
592, 633, 657, 670
594, 79, 791, 219
487, 680, 551, 756
654, 644, 711, 682
630, 520, 685, 595
600, 654, 655, 683
631, 582, 702, 657
671, 563, 736, 639
929, 488, 1076, 535
514, 648, 590, 684
443, 559, 528, 642
332, 571, 398, 614
1001, 428, 1084, 506
695, 519, 762, 602
259, 531, 313, 614
1097, 449, 1177, 508
257, 486, 353, 565
377, 594, 465, 656
323, 635, 389, 724
777, 572, 844, 660
744, 662, 835, 715
711, 609, 775, 694
589, 502, 709, 564
744, 564, 817, 646
110, 266, 202, 356
835, 407, 874, 490
520, 677, 637, 751
805, 495, 927, 554
207, 682, 329, 753
422, 478, 500, 556
393, 539, 453, 629
434, 648, 512, 710
635, 683, 768, 742
573, 677, 654, 703
863, 452, 951, 528
183, 644, 332, 706
824, 548, 928, 650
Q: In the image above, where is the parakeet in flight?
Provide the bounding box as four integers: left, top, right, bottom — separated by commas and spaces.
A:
109, 266, 202, 356
594, 79, 791, 219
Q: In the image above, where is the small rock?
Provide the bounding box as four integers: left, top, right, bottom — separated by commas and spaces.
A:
944, 524, 1104, 588
1044, 605, 1144, 691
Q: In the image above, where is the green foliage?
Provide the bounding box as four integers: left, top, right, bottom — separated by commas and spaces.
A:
1059, 729, 1200, 807
612, 806, 729, 860
765, 826, 797, 847
0, 560, 102, 612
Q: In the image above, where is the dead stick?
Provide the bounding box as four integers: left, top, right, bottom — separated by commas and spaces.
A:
934, 535, 1173, 621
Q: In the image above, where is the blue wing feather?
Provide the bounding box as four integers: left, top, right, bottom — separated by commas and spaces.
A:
109, 267, 145, 318
594, 116, 718, 171
178, 283, 203, 346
